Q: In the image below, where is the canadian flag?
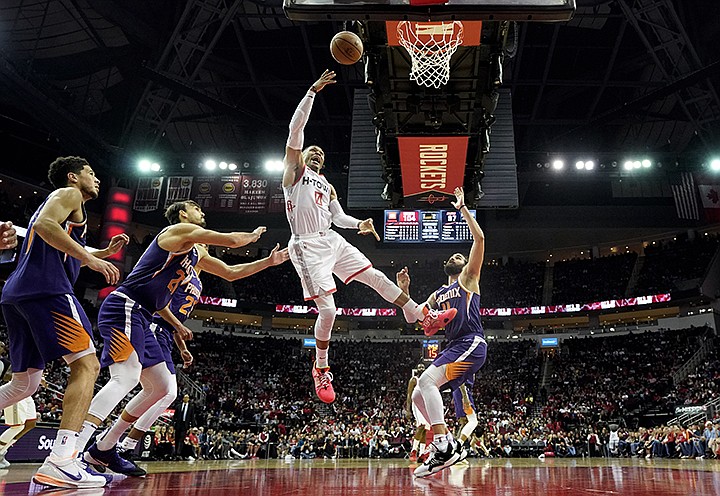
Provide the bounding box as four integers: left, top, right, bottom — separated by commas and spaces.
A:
698, 185, 720, 208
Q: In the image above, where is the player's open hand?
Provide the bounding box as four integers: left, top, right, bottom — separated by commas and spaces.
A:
87, 257, 120, 285
251, 226, 267, 242
105, 233, 130, 256
0, 221, 17, 250
268, 243, 290, 265
311, 69, 337, 92
452, 187, 465, 210
358, 218, 380, 241
396, 266, 410, 293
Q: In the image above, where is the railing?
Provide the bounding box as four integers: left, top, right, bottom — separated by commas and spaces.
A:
177, 368, 207, 406
671, 336, 712, 385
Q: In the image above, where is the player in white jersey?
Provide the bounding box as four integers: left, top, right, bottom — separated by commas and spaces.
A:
406, 362, 430, 463
283, 70, 457, 404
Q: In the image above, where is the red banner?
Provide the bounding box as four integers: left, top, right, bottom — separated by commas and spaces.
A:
398, 136, 468, 198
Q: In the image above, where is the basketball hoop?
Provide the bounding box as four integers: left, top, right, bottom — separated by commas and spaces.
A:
396, 21, 464, 89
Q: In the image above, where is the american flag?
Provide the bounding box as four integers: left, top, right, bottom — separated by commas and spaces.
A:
671, 172, 700, 220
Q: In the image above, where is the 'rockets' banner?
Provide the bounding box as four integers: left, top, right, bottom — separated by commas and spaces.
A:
398, 136, 468, 208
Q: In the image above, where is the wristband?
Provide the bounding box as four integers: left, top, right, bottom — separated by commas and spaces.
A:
357, 220, 362, 230
309, 86, 318, 94
456, 203, 466, 210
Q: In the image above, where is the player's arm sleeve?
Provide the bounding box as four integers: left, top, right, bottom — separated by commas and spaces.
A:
287, 89, 316, 150
329, 199, 362, 230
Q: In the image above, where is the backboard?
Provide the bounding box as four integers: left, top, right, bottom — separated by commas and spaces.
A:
283, 0, 576, 22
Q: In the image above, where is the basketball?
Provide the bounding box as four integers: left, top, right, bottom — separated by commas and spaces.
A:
330, 31, 363, 65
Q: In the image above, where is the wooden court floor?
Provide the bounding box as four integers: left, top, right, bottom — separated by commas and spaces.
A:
1, 458, 719, 495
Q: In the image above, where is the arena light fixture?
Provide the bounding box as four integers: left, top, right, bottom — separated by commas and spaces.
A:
623, 161, 633, 170
150, 162, 161, 172
633, 161, 641, 169
710, 158, 720, 171
204, 159, 217, 170
219, 161, 228, 170
575, 161, 584, 170
584, 160, 595, 170
138, 159, 151, 172
642, 159, 652, 168
264, 159, 284, 173
552, 160, 564, 171
228, 163, 237, 171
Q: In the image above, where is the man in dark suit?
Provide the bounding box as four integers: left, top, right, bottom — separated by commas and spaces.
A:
173, 394, 195, 458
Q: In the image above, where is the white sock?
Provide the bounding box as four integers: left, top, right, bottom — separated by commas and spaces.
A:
51, 429, 78, 460
97, 417, 132, 451
412, 439, 419, 451
76, 420, 99, 453
119, 436, 139, 451
433, 433, 448, 451
402, 300, 426, 323
419, 442, 426, 453
315, 347, 329, 369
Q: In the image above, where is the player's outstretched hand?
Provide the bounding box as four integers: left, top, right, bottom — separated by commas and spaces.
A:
87, 257, 120, 285
396, 266, 410, 293
358, 218, 380, 242
105, 233, 130, 256
312, 69, 337, 92
181, 349, 194, 368
0, 221, 17, 250
452, 186, 465, 210
268, 243, 290, 265
251, 226, 267, 242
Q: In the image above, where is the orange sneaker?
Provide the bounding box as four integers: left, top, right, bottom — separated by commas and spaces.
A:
422, 308, 457, 337
312, 362, 336, 403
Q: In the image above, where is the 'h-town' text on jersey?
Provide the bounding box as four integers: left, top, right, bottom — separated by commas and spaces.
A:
283, 165, 332, 235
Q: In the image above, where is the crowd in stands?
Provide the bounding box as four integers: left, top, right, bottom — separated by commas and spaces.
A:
551, 253, 637, 304
196, 235, 719, 312
634, 235, 719, 296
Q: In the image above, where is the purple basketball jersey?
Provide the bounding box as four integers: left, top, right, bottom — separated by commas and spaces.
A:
117, 230, 199, 313
433, 279, 484, 342
2, 195, 87, 303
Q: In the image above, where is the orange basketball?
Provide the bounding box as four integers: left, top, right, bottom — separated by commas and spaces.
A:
330, 31, 364, 65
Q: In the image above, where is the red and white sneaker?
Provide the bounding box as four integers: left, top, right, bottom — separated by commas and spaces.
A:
421, 308, 457, 337
312, 362, 336, 403
409, 449, 418, 462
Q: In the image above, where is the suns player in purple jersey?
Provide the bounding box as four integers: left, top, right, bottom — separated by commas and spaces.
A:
113, 240, 288, 458
285, 70, 457, 404
74, 200, 269, 475
397, 186, 486, 477
0, 157, 126, 488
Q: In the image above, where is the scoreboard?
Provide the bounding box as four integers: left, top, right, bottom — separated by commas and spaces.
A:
384, 209, 476, 243
423, 340, 440, 360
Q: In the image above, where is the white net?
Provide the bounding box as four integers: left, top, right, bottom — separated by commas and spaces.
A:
396, 21, 464, 89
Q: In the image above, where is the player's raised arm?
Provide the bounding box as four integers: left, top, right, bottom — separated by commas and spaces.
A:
283, 70, 336, 188
328, 186, 380, 241
158, 223, 266, 253
452, 187, 485, 285
195, 243, 289, 281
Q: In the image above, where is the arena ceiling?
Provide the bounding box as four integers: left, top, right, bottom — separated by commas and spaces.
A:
0, 0, 719, 180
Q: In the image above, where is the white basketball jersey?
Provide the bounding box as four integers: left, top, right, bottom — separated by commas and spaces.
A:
283, 165, 333, 235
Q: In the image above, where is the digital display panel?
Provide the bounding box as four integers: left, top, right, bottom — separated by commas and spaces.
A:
384, 209, 476, 243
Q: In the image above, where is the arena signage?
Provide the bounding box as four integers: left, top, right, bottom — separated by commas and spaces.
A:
0, 425, 58, 462
397, 136, 468, 198
198, 295, 237, 308
275, 305, 397, 317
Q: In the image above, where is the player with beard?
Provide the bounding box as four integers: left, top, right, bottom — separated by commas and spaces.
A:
76, 201, 267, 476
284, 70, 457, 404
397, 187, 486, 478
